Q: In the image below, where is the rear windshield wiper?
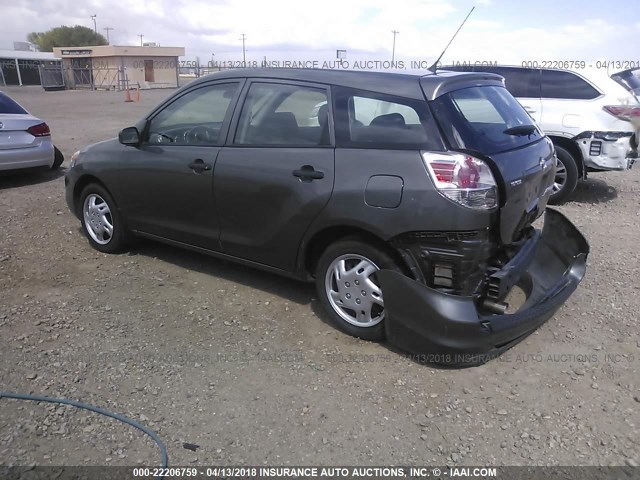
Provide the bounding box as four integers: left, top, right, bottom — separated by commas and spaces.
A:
503, 124, 538, 136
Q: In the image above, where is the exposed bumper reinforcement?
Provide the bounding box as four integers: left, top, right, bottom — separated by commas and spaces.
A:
378, 208, 589, 366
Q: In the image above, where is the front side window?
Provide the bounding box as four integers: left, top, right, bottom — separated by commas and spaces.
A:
431, 85, 542, 155
333, 86, 443, 150
234, 83, 330, 146
540, 70, 600, 100
147, 82, 239, 146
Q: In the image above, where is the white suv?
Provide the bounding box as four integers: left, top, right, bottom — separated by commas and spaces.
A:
446, 65, 639, 203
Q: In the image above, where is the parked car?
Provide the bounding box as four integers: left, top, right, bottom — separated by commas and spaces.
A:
64, 69, 589, 364
444, 65, 639, 203
0, 91, 63, 172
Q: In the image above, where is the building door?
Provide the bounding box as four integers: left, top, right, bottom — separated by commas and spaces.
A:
144, 60, 154, 82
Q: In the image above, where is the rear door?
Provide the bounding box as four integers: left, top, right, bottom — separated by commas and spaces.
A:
430, 84, 555, 244
539, 69, 602, 135
214, 79, 335, 271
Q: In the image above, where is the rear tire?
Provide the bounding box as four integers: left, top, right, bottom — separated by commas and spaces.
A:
549, 145, 578, 204
315, 238, 403, 341
51, 146, 64, 170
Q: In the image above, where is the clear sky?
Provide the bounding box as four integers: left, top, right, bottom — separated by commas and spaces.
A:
2, 0, 639, 67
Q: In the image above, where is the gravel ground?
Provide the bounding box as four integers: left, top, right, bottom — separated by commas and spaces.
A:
0, 86, 639, 469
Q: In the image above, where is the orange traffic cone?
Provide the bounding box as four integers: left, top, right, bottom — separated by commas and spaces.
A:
124, 88, 133, 103
135, 87, 140, 102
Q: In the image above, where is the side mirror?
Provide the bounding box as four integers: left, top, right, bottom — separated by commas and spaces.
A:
119, 127, 140, 146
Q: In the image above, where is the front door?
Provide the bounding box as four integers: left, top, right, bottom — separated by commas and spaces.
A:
118, 81, 242, 250
215, 80, 335, 271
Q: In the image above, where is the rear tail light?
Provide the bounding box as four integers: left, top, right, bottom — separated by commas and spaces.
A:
27, 122, 51, 137
422, 151, 498, 210
603, 105, 640, 122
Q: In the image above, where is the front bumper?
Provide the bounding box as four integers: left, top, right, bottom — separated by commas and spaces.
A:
378, 208, 589, 366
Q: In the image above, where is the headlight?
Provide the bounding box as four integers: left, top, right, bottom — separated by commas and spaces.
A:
70, 151, 81, 168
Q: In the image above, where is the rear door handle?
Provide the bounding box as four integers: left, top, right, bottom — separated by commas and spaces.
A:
188, 159, 211, 173
293, 165, 324, 182
523, 106, 536, 113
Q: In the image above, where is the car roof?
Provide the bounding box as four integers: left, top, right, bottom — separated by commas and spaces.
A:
187, 68, 504, 101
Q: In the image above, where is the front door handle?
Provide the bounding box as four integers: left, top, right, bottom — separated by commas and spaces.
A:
188, 159, 211, 173
523, 106, 536, 114
293, 165, 324, 182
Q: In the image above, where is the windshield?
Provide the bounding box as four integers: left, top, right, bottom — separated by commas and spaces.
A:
0, 92, 28, 114
430, 85, 542, 155
611, 68, 640, 96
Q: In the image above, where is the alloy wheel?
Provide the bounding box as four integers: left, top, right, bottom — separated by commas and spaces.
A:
552, 158, 567, 193
324, 254, 385, 327
83, 193, 113, 245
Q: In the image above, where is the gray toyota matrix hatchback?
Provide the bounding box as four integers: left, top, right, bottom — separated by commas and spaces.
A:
65, 69, 589, 365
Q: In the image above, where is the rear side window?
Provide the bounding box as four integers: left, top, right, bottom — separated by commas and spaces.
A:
541, 70, 600, 99
333, 86, 444, 150
234, 82, 330, 146
0, 93, 28, 114
430, 85, 542, 155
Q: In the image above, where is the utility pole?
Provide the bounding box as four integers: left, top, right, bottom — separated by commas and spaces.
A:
138, 34, 144, 46
391, 30, 399, 63
103, 27, 113, 44
240, 34, 247, 64
91, 15, 97, 34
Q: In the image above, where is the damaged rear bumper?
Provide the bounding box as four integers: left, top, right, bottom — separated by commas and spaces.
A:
378, 208, 589, 366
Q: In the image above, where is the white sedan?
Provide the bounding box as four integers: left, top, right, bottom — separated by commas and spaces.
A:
0, 91, 62, 172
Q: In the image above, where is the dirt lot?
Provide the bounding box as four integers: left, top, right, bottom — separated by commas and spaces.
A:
1, 86, 639, 469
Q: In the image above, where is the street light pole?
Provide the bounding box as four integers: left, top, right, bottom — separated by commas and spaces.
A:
138, 34, 144, 46
240, 34, 247, 64
391, 30, 399, 63
91, 15, 97, 34
104, 27, 113, 44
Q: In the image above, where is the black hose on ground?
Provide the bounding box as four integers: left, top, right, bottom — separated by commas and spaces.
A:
0, 391, 168, 469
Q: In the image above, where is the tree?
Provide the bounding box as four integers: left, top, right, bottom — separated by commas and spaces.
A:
27, 26, 107, 52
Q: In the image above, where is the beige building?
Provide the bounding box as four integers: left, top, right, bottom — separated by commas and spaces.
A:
53, 45, 185, 90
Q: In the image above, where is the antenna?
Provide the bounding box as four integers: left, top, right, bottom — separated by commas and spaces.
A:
427, 6, 475, 73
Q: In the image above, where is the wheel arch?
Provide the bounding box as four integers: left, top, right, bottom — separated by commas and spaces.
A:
73, 175, 117, 217
548, 136, 585, 180
300, 225, 409, 280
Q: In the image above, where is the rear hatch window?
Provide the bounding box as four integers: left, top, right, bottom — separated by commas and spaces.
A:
611, 68, 640, 96
430, 85, 542, 155
0, 93, 28, 114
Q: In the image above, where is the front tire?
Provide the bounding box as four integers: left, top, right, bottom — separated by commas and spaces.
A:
79, 184, 128, 253
549, 145, 578, 204
315, 238, 403, 341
